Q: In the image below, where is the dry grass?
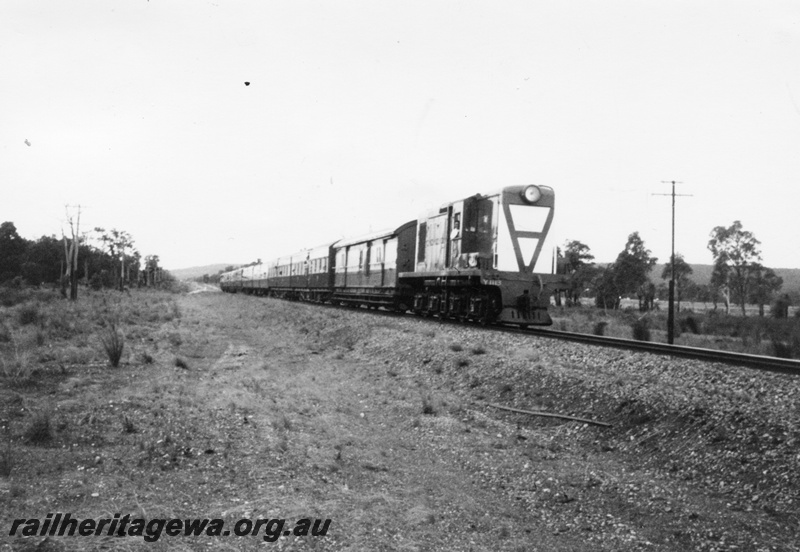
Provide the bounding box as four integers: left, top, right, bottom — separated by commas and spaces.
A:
552, 304, 800, 357
3, 288, 799, 551
99, 317, 125, 367
23, 410, 53, 445
0, 439, 12, 477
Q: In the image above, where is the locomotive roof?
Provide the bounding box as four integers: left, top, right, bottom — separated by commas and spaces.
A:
333, 220, 415, 248
267, 239, 339, 266
417, 185, 554, 217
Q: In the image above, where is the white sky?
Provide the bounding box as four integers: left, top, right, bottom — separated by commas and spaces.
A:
3, 1, 800, 271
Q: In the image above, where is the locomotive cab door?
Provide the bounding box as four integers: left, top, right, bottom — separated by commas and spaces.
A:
447, 202, 462, 269
460, 196, 495, 269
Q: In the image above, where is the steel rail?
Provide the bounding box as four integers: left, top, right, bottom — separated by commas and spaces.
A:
231, 292, 800, 376
522, 327, 800, 376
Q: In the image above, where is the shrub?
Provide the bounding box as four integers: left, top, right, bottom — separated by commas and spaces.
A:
680, 316, 700, 334
772, 340, 793, 359
632, 319, 651, 342
1, 335, 33, 382
159, 272, 190, 294
421, 394, 437, 416
121, 416, 137, 434
771, 295, 791, 318
89, 273, 103, 291
24, 411, 53, 445
593, 321, 608, 336
0, 287, 31, 307
18, 305, 40, 326
99, 319, 125, 367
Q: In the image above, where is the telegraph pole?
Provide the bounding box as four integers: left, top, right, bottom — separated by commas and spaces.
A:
654, 182, 691, 344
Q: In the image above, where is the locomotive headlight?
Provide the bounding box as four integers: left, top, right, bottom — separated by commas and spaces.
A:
521, 185, 542, 204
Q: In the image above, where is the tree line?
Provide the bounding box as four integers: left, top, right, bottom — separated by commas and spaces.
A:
0, 220, 171, 300
559, 220, 793, 317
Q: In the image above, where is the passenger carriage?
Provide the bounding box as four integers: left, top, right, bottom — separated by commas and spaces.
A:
331, 221, 416, 309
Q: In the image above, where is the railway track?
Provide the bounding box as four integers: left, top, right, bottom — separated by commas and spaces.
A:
355, 303, 800, 376
234, 292, 800, 376
519, 327, 800, 376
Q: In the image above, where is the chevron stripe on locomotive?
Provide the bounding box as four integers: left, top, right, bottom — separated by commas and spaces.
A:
219, 185, 565, 326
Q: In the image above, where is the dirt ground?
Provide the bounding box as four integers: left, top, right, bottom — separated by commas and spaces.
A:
1, 287, 798, 551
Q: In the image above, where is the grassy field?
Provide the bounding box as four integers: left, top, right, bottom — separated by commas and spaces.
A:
550, 299, 800, 358
2, 286, 799, 551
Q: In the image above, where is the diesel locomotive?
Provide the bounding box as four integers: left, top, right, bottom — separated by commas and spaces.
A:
219, 185, 567, 326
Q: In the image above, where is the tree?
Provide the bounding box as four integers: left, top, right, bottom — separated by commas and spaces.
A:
21, 235, 63, 284
0, 222, 28, 282
94, 228, 135, 291
561, 240, 596, 306
591, 265, 621, 310
62, 207, 81, 300
708, 221, 761, 316
748, 264, 782, 317
709, 258, 730, 313
562, 240, 595, 273
612, 232, 658, 299
661, 253, 694, 311
126, 249, 141, 287
772, 294, 791, 318
144, 255, 161, 287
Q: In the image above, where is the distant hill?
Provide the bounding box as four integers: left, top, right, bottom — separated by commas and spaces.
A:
169, 264, 234, 281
